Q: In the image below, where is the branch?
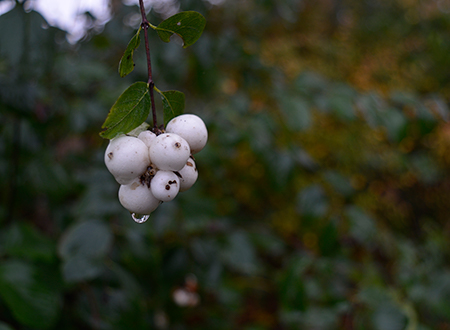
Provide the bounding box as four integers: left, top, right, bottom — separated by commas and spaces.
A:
138, 0, 158, 129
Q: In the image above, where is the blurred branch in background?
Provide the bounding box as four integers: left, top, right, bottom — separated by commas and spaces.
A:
0, 0, 450, 329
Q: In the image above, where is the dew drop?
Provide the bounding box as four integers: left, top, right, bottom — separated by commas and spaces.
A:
132, 213, 150, 223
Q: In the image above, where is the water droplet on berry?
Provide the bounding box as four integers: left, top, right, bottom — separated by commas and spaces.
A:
132, 213, 150, 223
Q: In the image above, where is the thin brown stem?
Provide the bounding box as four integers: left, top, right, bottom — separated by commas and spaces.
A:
139, 0, 158, 128
81, 283, 101, 329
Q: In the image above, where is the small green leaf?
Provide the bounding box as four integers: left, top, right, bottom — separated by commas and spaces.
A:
279, 95, 312, 131
118, 27, 141, 77
296, 184, 328, 218
62, 255, 104, 283
221, 231, 259, 275
346, 206, 377, 247
100, 82, 151, 139
157, 89, 185, 126
58, 220, 113, 260
156, 11, 206, 48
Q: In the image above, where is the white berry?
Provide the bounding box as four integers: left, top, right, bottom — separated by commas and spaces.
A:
149, 133, 190, 171
178, 158, 198, 192
138, 130, 156, 149
118, 177, 161, 214
104, 135, 150, 185
150, 170, 180, 202
166, 114, 208, 154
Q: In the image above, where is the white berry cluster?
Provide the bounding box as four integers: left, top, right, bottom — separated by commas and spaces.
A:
104, 114, 207, 222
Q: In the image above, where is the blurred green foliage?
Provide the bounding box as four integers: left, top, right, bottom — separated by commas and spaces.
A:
1, 0, 450, 329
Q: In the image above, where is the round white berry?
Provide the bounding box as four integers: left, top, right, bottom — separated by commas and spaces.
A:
138, 130, 156, 149
149, 133, 190, 171
150, 170, 180, 202
118, 177, 161, 214
178, 158, 198, 192
166, 114, 208, 154
104, 135, 150, 185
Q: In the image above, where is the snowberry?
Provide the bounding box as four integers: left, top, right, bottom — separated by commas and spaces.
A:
149, 133, 190, 171
166, 114, 208, 154
104, 135, 150, 185
150, 170, 180, 202
178, 158, 198, 192
118, 177, 161, 214
138, 130, 156, 149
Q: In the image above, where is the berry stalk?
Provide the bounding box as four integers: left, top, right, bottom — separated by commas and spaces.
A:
138, 0, 158, 129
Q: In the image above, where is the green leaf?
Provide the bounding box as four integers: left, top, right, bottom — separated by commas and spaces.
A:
380, 107, 407, 143
62, 255, 104, 283
221, 231, 259, 275
58, 220, 113, 260
327, 83, 357, 121
156, 11, 206, 48
373, 304, 407, 330
278, 95, 312, 131
277, 256, 312, 310
157, 89, 185, 126
100, 82, 151, 139
0, 5, 25, 67
296, 184, 328, 218
0, 322, 14, 330
118, 27, 141, 77
346, 206, 377, 246
322, 170, 354, 197
58, 220, 112, 283
0, 260, 61, 329
2, 223, 55, 262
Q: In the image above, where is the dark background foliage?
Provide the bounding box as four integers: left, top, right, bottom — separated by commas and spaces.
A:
1, 0, 450, 329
